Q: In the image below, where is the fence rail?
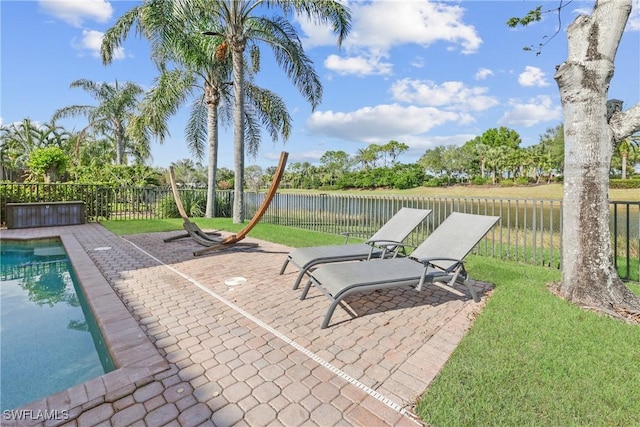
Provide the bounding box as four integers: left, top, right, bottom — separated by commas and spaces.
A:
1, 183, 638, 281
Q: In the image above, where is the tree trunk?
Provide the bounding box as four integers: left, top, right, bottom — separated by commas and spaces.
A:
554, 0, 640, 315
205, 88, 219, 218
232, 41, 245, 224
115, 121, 125, 165
621, 152, 627, 179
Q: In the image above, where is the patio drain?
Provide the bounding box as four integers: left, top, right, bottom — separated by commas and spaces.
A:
224, 276, 247, 287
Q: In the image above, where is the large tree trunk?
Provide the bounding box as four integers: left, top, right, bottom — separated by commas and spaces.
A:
232, 41, 245, 224
554, 0, 640, 316
205, 87, 219, 218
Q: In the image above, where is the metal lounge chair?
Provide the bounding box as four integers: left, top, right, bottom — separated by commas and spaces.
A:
280, 207, 433, 290
301, 212, 500, 329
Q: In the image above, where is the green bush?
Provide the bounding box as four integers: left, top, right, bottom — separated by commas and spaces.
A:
423, 178, 444, 187
471, 176, 490, 185
610, 178, 640, 189
515, 177, 530, 185
27, 147, 69, 182
158, 190, 231, 218
391, 164, 425, 189
500, 179, 515, 187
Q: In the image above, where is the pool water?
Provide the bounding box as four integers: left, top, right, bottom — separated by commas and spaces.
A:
0, 239, 114, 411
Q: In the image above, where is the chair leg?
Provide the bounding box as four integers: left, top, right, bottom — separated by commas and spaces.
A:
321, 299, 342, 329
279, 258, 290, 275
292, 270, 308, 290
463, 279, 480, 303
300, 279, 314, 300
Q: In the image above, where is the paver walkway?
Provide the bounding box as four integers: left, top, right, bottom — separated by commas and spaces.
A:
1, 224, 491, 426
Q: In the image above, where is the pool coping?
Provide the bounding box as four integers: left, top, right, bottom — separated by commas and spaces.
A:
1, 229, 169, 424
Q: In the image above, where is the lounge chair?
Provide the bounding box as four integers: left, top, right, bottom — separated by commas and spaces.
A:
280, 207, 433, 290
301, 212, 500, 328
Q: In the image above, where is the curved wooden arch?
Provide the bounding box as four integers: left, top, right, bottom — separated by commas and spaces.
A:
193, 151, 288, 256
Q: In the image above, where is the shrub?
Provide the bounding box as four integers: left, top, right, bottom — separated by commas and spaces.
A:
500, 179, 515, 187
423, 178, 443, 187
471, 176, 490, 185
610, 178, 640, 189
27, 147, 69, 183
159, 189, 206, 218
391, 164, 425, 189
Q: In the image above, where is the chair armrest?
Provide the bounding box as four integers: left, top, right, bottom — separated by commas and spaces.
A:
365, 239, 404, 247
340, 231, 365, 244
368, 241, 416, 258
413, 257, 468, 292
410, 256, 465, 273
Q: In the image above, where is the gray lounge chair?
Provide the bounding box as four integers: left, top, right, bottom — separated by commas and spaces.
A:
301, 212, 500, 328
280, 207, 433, 290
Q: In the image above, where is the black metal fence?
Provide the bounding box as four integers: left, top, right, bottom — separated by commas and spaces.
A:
1, 183, 638, 281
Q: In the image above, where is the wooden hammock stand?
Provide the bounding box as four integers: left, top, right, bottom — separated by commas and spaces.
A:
167, 151, 288, 256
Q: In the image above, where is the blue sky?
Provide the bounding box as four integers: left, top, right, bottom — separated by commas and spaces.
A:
2, 0, 639, 170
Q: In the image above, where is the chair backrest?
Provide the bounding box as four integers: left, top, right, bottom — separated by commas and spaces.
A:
367, 207, 432, 243
411, 212, 500, 266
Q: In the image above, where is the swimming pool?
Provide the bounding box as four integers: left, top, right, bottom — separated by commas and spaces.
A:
0, 239, 115, 411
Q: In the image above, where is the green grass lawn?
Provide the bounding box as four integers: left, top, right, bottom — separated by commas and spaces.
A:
283, 183, 640, 202
416, 257, 640, 426
101, 218, 352, 248
102, 219, 640, 426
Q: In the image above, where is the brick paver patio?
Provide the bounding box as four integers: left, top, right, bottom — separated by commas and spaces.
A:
0, 224, 491, 426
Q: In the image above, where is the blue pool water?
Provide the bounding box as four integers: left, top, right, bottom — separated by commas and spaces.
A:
0, 239, 114, 411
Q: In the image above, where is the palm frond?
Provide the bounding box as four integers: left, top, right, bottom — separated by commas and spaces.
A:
186, 98, 208, 160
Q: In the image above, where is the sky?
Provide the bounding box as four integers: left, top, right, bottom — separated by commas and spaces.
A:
1, 0, 639, 170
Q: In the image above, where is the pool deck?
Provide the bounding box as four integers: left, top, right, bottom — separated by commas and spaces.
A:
0, 224, 491, 427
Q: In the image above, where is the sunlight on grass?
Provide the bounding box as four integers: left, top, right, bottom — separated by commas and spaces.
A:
416, 256, 640, 426
283, 183, 640, 202
100, 218, 350, 248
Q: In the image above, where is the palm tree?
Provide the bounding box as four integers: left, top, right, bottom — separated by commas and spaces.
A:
355, 145, 380, 170
52, 79, 153, 165
102, 0, 293, 218
185, 0, 351, 222
0, 118, 73, 180
617, 133, 639, 179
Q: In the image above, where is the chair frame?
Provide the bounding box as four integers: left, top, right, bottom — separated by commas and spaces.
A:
301, 212, 500, 329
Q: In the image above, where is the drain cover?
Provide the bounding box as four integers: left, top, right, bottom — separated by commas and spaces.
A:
224, 277, 247, 286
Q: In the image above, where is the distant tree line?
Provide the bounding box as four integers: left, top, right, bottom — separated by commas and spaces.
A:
281, 126, 639, 190
2, 119, 638, 190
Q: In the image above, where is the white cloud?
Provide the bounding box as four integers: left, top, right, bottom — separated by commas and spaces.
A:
390, 78, 499, 112
402, 133, 479, 150
300, 1, 481, 76
72, 29, 124, 60
39, 0, 113, 27
498, 95, 562, 127
307, 104, 462, 145
475, 68, 493, 80
282, 150, 328, 164
324, 52, 393, 76
518, 66, 550, 87
411, 56, 425, 69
